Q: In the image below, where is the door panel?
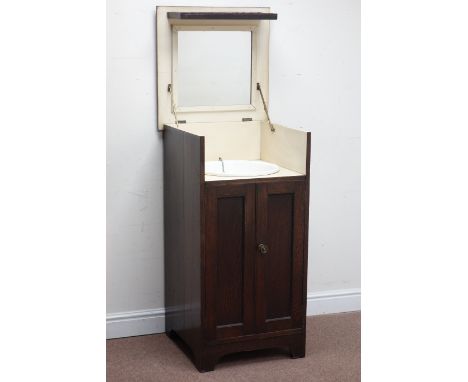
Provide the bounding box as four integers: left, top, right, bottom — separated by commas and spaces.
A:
265, 193, 294, 320
205, 184, 256, 340
255, 181, 306, 332
215, 197, 244, 326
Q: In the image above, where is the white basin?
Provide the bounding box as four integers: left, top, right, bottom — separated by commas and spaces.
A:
205, 160, 280, 177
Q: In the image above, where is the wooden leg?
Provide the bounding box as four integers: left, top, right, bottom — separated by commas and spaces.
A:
289, 341, 306, 359
195, 353, 218, 373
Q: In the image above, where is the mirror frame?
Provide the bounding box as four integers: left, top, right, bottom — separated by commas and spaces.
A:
172, 26, 257, 113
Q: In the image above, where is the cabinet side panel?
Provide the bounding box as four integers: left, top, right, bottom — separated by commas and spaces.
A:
164, 126, 185, 333
182, 130, 203, 347
164, 126, 203, 349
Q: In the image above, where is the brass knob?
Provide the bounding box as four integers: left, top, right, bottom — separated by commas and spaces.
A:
258, 243, 269, 254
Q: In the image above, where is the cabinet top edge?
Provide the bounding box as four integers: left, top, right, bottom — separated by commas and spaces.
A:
204, 176, 307, 187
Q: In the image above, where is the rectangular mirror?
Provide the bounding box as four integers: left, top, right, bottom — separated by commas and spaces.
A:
176, 31, 252, 108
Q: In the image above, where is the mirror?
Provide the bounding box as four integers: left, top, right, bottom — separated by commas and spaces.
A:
176, 31, 252, 108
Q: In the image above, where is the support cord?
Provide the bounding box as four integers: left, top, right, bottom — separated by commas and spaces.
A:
257, 83, 275, 132
167, 84, 179, 128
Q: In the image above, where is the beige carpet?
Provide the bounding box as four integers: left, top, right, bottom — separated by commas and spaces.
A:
107, 312, 360, 382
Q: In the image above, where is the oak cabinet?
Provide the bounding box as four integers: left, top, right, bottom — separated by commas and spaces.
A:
163, 124, 310, 372
158, 5, 311, 373
163, 123, 309, 371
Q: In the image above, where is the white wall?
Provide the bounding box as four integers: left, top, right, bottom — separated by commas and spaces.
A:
107, 0, 360, 337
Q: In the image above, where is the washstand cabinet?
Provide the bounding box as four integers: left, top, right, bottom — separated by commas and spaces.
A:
158, 6, 311, 372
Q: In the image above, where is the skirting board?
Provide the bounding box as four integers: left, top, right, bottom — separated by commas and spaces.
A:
305, 288, 361, 316
107, 308, 166, 340
107, 288, 361, 339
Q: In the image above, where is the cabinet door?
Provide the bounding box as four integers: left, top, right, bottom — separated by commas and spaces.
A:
255, 181, 306, 332
205, 184, 256, 340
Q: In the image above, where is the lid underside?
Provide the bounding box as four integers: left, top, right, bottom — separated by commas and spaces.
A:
156, 6, 274, 131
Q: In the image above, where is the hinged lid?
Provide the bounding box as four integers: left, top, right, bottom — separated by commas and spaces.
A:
156, 6, 276, 131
